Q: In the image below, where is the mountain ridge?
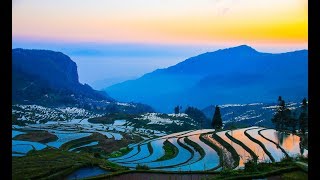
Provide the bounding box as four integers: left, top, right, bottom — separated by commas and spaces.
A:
105, 45, 308, 112
12, 48, 154, 114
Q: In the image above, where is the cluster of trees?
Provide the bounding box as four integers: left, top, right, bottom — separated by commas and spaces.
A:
175, 105, 223, 130
174, 105, 182, 114
271, 96, 308, 134
184, 106, 209, 129
174, 96, 308, 133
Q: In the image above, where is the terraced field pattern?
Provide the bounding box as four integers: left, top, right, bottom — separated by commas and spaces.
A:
12, 125, 308, 172
109, 127, 308, 171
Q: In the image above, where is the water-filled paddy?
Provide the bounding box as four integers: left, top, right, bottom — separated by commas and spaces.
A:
12, 140, 47, 155
226, 127, 271, 162
46, 132, 91, 148
260, 129, 308, 157
66, 166, 109, 180
68, 141, 99, 152
128, 139, 166, 164
116, 144, 151, 163
12, 130, 26, 138
246, 128, 286, 161
127, 138, 193, 169
216, 130, 251, 168
109, 146, 139, 162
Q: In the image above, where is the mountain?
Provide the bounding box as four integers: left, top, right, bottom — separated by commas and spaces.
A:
202, 102, 302, 129
12, 48, 154, 114
105, 45, 308, 112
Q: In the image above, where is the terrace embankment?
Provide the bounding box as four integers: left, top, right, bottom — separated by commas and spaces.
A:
13, 130, 58, 143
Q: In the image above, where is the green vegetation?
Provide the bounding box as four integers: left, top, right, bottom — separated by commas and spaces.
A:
243, 129, 275, 162
184, 137, 205, 159
147, 142, 153, 155
59, 132, 142, 156
299, 98, 308, 134
185, 106, 210, 128
13, 130, 58, 143
296, 154, 308, 164
60, 133, 102, 151
12, 114, 35, 126
244, 158, 258, 172
174, 105, 181, 114
223, 123, 249, 130
88, 112, 197, 134
109, 147, 133, 158
272, 96, 308, 133
12, 148, 125, 180
86, 161, 306, 180
281, 170, 308, 180
225, 131, 258, 162
146, 122, 196, 134
88, 113, 138, 124
212, 133, 240, 168
300, 134, 308, 150
211, 105, 223, 129
156, 140, 179, 161
211, 160, 304, 179
136, 164, 150, 170
272, 96, 296, 132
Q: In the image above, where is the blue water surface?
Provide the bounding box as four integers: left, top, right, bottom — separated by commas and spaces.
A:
66, 167, 109, 180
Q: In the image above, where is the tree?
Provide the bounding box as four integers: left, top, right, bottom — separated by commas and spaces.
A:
290, 112, 298, 133
185, 106, 209, 129
272, 97, 283, 129
212, 105, 223, 129
299, 98, 308, 134
272, 96, 291, 130
174, 105, 180, 114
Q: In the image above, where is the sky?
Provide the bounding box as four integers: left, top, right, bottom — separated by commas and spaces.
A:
12, 0, 308, 89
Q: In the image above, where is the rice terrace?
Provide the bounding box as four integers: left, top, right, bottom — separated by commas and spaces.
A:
12, 112, 308, 179
12, 0, 308, 179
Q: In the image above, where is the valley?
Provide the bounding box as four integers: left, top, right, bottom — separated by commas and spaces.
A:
11, 47, 308, 179
12, 121, 308, 179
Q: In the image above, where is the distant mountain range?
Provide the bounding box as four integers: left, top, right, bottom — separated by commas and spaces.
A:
12, 48, 154, 114
202, 102, 302, 129
105, 45, 308, 112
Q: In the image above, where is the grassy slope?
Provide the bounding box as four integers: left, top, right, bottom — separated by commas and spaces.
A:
156, 140, 179, 161
87, 161, 306, 180
13, 130, 58, 143
12, 149, 125, 180
60, 132, 143, 155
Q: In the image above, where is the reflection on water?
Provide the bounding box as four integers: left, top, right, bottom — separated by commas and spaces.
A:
66, 167, 109, 180
129, 139, 166, 164
162, 134, 219, 171
246, 128, 285, 162
260, 129, 308, 157
177, 129, 215, 138
217, 130, 251, 168
227, 127, 271, 163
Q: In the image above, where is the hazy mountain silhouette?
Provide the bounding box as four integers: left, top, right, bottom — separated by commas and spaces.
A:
105, 45, 308, 112
12, 48, 114, 105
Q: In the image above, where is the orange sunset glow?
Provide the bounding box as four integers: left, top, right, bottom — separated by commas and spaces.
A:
13, 0, 307, 48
